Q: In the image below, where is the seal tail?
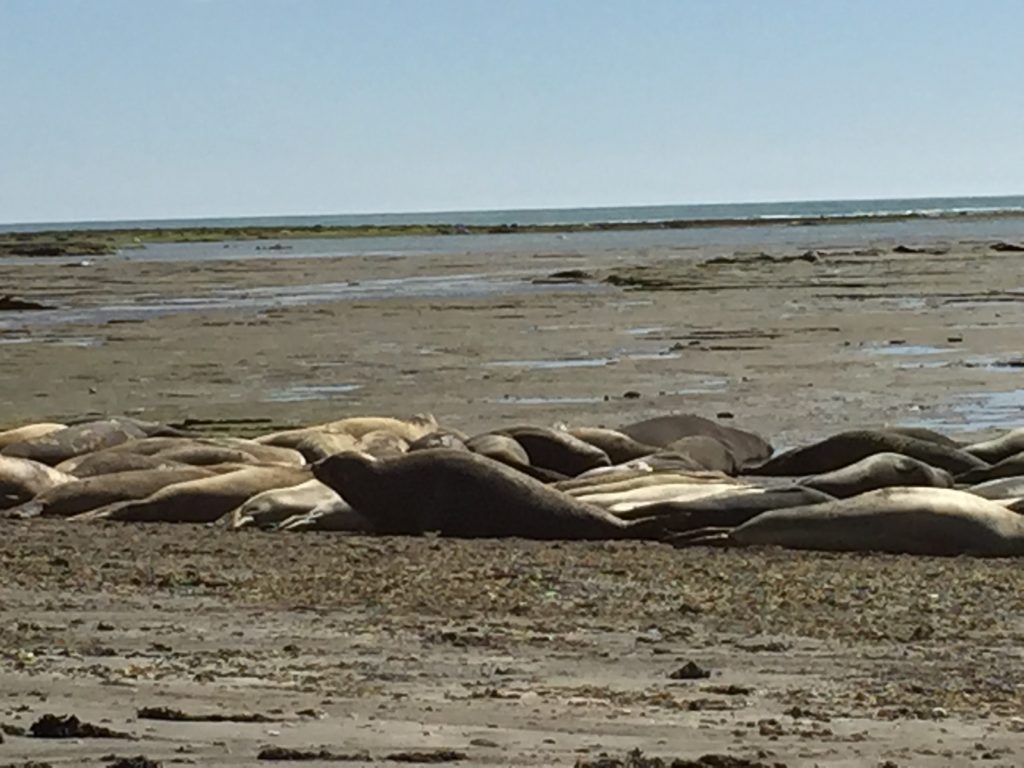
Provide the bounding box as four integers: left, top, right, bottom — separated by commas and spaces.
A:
666, 526, 736, 548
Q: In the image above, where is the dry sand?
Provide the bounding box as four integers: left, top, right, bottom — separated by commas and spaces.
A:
2, 235, 1024, 765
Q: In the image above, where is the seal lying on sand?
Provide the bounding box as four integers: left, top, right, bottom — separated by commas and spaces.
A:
624, 486, 834, 530
256, 414, 438, 449
312, 449, 659, 540
7, 466, 215, 519
497, 426, 611, 477
747, 430, 986, 476
618, 413, 773, 467
466, 433, 567, 483
672, 487, 1024, 557
957, 451, 1024, 484
0, 423, 65, 450
1, 420, 148, 465
567, 427, 657, 464
229, 479, 340, 529
80, 466, 310, 523
799, 452, 954, 498
56, 451, 190, 478
0, 456, 75, 509
967, 477, 1024, 500
965, 428, 1024, 464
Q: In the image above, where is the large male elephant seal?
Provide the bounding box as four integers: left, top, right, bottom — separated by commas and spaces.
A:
965, 428, 1024, 464
312, 449, 660, 540
746, 430, 986, 477
1, 420, 148, 465
618, 413, 772, 467
672, 487, 1024, 557
80, 466, 310, 523
0, 423, 65, 450
799, 452, 954, 499
1, 456, 75, 509
7, 466, 215, 519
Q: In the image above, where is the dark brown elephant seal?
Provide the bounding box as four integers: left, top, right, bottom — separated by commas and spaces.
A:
80, 466, 310, 523
618, 413, 772, 467
799, 452, 954, 499
672, 487, 1024, 557
56, 451, 190, 478
568, 427, 657, 464
7, 466, 215, 519
1, 456, 75, 509
497, 426, 610, 477
312, 449, 658, 540
1, 420, 148, 465
880, 426, 962, 448
965, 428, 1024, 464
408, 430, 470, 453
957, 451, 1024, 484
662, 436, 738, 474
467, 433, 567, 483
746, 430, 986, 477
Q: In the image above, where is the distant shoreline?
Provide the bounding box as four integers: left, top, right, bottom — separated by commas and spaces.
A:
3, 207, 1024, 259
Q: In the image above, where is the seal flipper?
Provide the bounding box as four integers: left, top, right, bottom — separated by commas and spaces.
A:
666, 526, 735, 548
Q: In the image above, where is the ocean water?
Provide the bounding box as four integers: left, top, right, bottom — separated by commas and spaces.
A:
3, 194, 1024, 233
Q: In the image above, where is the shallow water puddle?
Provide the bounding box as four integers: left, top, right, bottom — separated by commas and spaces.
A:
484, 395, 605, 405
264, 384, 361, 402
865, 342, 951, 356
902, 389, 1024, 433
485, 357, 616, 370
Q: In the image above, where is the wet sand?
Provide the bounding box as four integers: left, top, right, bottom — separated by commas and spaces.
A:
2, 234, 1024, 765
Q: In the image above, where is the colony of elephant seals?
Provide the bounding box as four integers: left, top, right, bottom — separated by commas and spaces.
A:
3, 408, 1024, 557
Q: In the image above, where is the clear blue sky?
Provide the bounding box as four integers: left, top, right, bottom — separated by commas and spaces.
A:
1, 0, 1022, 223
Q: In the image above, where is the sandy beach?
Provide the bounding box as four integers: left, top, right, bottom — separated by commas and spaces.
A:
3, 229, 1024, 765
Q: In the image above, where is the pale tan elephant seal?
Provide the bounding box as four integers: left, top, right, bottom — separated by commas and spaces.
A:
672, 487, 1024, 557
312, 449, 661, 540
1, 456, 75, 509
799, 452, 953, 499
229, 479, 340, 529
0, 423, 66, 450
1, 420, 148, 465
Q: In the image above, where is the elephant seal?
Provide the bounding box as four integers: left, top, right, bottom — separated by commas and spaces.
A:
7, 466, 215, 519
312, 449, 660, 540
1, 420, 148, 465
229, 479, 340, 529
957, 451, 1024, 484
880, 426, 963, 448
57, 451, 189, 478
1, 456, 75, 509
152, 444, 273, 467
354, 430, 409, 458
671, 487, 1024, 557
618, 413, 773, 467
967, 477, 1024, 501
80, 465, 310, 523
291, 432, 359, 462
257, 414, 438, 448
467, 433, 567, 483
624, 486, 835, 530
799, 452, 954, 499
746, 430, 987, 477
662, 436, 738, 474
0, 423, 66, 450
965, 428, 1024, 464
575, 482, 761, 515
408, 430, 470, 453
278, 497, 373, 533
559, 471, 734, 497
497, 426, 610, 476
567, 427, 657, 464
102, 437, 304, 466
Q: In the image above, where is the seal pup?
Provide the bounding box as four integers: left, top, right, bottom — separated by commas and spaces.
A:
7, 466, 215, 519
229, 479, 340, 529
1, 456, 75, 509
80, 465, 310, 524
0, 423, 65, 450
746, 430, 987, 477
799, 452, 954, 499
618, 413, 773, 467
312, 449, 659, 540
957, 451, 1024, 484
496, 426, 610, 477
672, 487, 1024, 557
1, 420, 148, 465
965, 428, 1024, 464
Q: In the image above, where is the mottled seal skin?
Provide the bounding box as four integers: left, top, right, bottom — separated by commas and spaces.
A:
662, 436, 738, 474
0, 423, 66, 450
965, 428, 1024, 464
618, 413, 773, 467
746, 430, 987, 477
799, 452, 954, 499
1, 420, 148, 465
293, 432, 359, 463
957, 451, 1024, 485
312, 449, 659, 540
8, 466, 215, 519
354, 430, 409, 458
497, 426, 611, 477
56, 451, 190, 478
408, 430, 470, 453
567, 427, 657, 464
257, 414, 439, 449
80, 466, 311, 524
229, 479, 340, 529
0, 456, 75, 510
627, 486, 835, 531
673, 487, 1024, 557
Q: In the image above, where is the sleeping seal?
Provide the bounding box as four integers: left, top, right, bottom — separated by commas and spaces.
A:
1, 456, 75, 509
229, 479, 340, 529
1, 420, 148, 465
747, 430, 986, 476
965, 428, 1024, 464
799, 452, 954, 498
618, 413, 773, 467
957, 451, 1024, 484
312, 449, 658, 540
672, 487, 1024, 557
0, 423, 66, 450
